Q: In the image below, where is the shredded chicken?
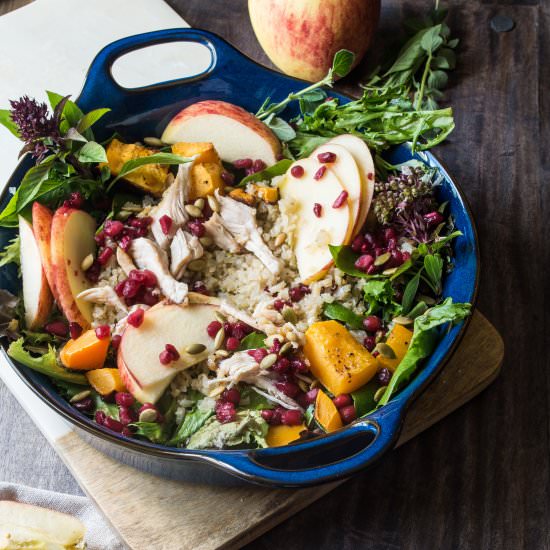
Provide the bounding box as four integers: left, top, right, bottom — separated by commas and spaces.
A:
215, 191, 281, 274
77, 286, 128, 314
116, 246, 136, 276
170, 228, 203, 279
129, 237, 188, 304
150, 163, 192, 249
203, 212, 241, 253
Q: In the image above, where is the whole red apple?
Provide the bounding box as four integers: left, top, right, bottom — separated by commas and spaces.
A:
248, 0, 380, 82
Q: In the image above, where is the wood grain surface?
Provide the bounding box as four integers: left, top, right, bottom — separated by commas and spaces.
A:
52, 312, 502, 550
0, 0, 543, 548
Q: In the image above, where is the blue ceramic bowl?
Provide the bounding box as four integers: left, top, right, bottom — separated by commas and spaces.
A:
0, 29, 478, 487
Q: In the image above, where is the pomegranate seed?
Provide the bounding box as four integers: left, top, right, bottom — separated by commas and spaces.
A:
127, 308, 145, 328
119, 406, 137, 426
363, 315, 381, 332
94, 231, 106, 246
367, 172, 374, 180
333, 394, 353, 409
191, 281, 209, 295
98, 247, 114, 265
269, 338, 282, 354
64, 191, 84, 209
141, 288, 159, 306
281, 409, 303, 426
317, 151, 336, 163
388, 249, 404, 267
366, 264, 378, 275
118, 235, 132, 251
159, 215, 173, 235
226, 337, 240, 351
248, 348, 269, 363
305, 388, 319, 405
423, 211, 445, 228
45, 321, 68, 337
73, 396, 93, 412
128, 216, 152, 228
340, 405, 357, 424
354, 254, 374, 272
275, 381, 300, 398
129, 269, 157, 288
351, 235, 365, 252
104, 220, 124, 237
122, 279, 141, 299
289, 284, 310, 303
253, 159, 267, 172
104, 416, 124, 433
207, 321, 222, 338
165, 344, 180, 360
291, 165, 304, 178
111, 334, 122, 350
401, 251, 411, 262
272, 357, 290, 374
222, 388, 241, 405
378, 368, 392, 385
95, 411, 107, 425
215, 400, 236, 423
261, 409, 274, 423
273, 299, 285, 311
332, 190, 348, 208
221, 170, 235, 185
114, 280, 126, 297
232, 321, 252, 340
115, 392, 134, 408
272, 407, 284, 425
187, 219, 205, 237
290, 358, 308, 373
95, 325, 110, 340
364, 335, 376, 351
135, 226, 148, 238
313, 165, 326, 180
69, 322, 82, 340
233, 158, 253, 169
384, 228, 397, 241
313, 203, 322, 217
121, 427, 134, 437
223, 322, 234, 337
85, 261, 101, 283
387, 238, 397, 250
364, 233, 376, 247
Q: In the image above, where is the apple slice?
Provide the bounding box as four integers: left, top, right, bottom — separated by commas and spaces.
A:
161, 100, 281, 165
328, 134, 375, 231
18, 216, 53, 330
279, 157, 354, 283
0, 501, 85, 548
118, 303, 219, 404
312, 142, 364, 235
32, 202, 59, 303
50, 207, 96, 327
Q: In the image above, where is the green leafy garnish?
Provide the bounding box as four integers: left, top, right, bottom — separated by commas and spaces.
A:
423, 253, 444, 294
0, 236, 20, 269
329, 245, 367, 278
237, 159, 292, 187
76, 141, 108, 164
0, 109, 20, 137
322, 302, 364, 330
131, 422, 166, 443
239, 385, 275, 410
92, 391, 120, 420
167, 406, 213, 447
351, 379, 380, 417
238, 332, 267, 351
363, 279, 400, 317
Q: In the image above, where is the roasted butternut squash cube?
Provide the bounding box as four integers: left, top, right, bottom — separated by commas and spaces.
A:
229, 188, 256, 206
377, 324, 413, 372
304, 321, 378, 395
86, 368, 126, 395
104, 139, 170, 196
59, 329, 110, 371
252, 184, 279, 203
171, 142, 220, 164
315, 390, 343, 432
267, 424, 306, 447
189, 162, 225, 200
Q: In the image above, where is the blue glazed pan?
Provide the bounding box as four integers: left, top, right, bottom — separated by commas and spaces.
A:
0, 29, 479, 487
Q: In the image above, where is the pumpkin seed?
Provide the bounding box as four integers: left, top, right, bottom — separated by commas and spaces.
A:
139, 408, 158, 423
260, 353, 278, 370
199, 236, 213, 247
185, 204, 203, 218
382, 267, 398, 276
207, 194, 220, 213
143, 136, 164, 147
116, 210, 133, 221
208, 385, 225, 398
264, 334, 283, 348
214, 327, 225, 349
185, 343, 206, 355
282, 307, 297, 323
80, 253, 94, 272
69, 390, 91, 404
7, 319, 18, 332
392, 315, 413, 326
274, 233, 287, 248
374, 343, 396, 359
297, 379, 309, 393
286, 331, 298, 342
374, 252, 391, 266
310, 379, 320, 389
215, 349, 230, 358
374, 386, 387, 403
187, 259, 207, 272
214, 311, 226, 323
193, 198, 205, 210
279, 342, 293, 356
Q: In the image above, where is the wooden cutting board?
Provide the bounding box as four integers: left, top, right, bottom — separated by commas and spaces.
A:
47, 311, 503, 550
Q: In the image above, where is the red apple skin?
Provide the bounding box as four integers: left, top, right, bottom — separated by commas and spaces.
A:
32, 202, 59, 303
249, 0, 380, 82
163, 100, 281, 162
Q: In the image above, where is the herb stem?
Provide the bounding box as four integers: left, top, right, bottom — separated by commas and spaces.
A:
415, 52, 433, 111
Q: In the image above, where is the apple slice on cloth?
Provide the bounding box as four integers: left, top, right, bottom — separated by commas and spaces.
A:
118, 303, 219, 404
18, 216, 53, 330
50, 207, 96, 327
32, 202, 60, 303
161, 100, 281, 165
0, 500, 85, 548
328, 134, 375, 231
279, 158, 353, 283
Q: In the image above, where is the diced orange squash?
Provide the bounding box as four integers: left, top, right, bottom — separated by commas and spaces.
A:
104, 139, 170, 196
190, 162, 225, 200
59, 330, 110, 371
171, 142, 220, 164
252, 184, 279, 203
266, 424, 306, 447
86, 368, 126, 395
377, 324, 413, 372
304, 321, 378, 395
315, 390, 343, 432
229, 188, 256, 206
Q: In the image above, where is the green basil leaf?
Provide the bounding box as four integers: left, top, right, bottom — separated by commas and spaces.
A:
238, 158, 292, 187
76, 141, 108, 163
238, 332, 267, 350
322, 302, 364, 330
0, 109, 20, 138
401, 270, 422, 315
447, 38, 459, 48
47, 91, 84, 134
76, 108, 111, 133
428, 69, 449, 90
424, 254, 443, 294
266, 116, 296, 141
420, 25, 443, 54
352, 379, 380, 416
332, 49, 355, 77
329, 245, 367, 278
430, 230, 462, 252
15, 157, 56, 212
0, 191, 20, 227
64, 127, 88, 143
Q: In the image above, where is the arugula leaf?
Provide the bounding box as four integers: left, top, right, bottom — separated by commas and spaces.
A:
238, 159, 292, 187
76, 141, 107, 163
264, 116, 296, 141
377, 299, 471, 406
0, 109, 20, 137
7, 338, 88, 385
167, 407, 213, 446
131, 422, 166, 443
299, 89, 328, 115
238, 332, 267, 350
92, 391, 120, 420
322, 302, 364, 330
332, 49, 355, 77
0, 236, 20, 269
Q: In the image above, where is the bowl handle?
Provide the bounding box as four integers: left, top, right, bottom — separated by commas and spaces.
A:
214, 403, 403, 487
78, 28, 232, 102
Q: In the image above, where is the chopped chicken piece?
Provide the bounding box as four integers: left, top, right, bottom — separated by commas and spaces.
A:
215, 191, 281, 274
170, 228, 204, 279
203, 212, 241, 253
77, 286, 128, 314
150, 163, 193, 249
116, 247, 136, 276
130, 238, 188, 304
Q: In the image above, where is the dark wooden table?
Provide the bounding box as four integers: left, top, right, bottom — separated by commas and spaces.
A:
1, 0, 547, 548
